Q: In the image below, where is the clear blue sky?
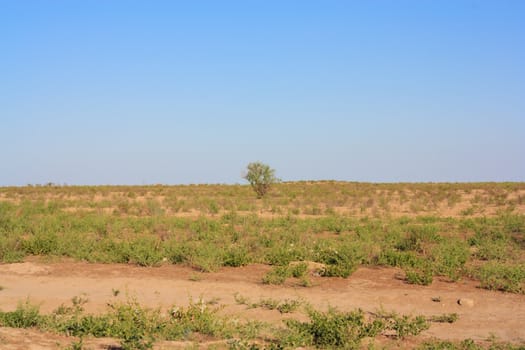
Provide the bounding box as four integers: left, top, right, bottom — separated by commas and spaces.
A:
1, 1, 524, 185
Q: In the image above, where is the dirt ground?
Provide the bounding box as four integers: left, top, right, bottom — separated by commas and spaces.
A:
0, 259, 524, 349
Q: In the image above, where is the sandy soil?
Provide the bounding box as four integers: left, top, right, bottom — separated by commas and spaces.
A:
1, 260, 524, 349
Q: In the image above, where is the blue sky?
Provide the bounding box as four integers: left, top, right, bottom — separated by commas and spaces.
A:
1, 1, 524, 185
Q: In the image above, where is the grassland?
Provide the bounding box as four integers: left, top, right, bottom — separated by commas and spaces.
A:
0, 182, 524, 349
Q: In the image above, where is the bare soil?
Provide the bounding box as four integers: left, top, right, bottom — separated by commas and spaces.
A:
1, 259, 524, 349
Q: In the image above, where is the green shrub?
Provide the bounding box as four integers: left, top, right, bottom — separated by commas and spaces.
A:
396, 225, 441, 252
185, 242, 225, 272
418, 339, 481, 350
405, 267, 434, 286
285, 307, 374, 348
314, 243, 361, 278
0, 300, 43, 328
166, 298, 233, 339
265, 245, 305, 266
22, 231, 61, 255
289, 262, 308, 278
126, 236, 164, 267
256, 298, 280, 310
475, 241, 511, 261
377, 310, 430, 339
476, 262, 525, 293
283, 306, 429, 349
0, 236, 25, 263
468, 228, 515, 261
276, 299, 302, 314
432, 241, 469, 281
243, 162, 279, 198
223, 245, 251, 267
378, 250, 424, 269
262, 266, 290, 285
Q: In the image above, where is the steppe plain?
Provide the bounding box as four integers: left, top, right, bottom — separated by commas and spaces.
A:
0, 182, 524, 349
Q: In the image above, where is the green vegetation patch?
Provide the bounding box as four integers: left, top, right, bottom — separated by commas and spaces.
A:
0, 183, 524, 294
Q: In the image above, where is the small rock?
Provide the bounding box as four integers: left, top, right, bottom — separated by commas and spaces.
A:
457, 298, 474, 307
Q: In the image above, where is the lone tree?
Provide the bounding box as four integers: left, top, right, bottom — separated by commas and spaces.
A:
243, 162, 278, 198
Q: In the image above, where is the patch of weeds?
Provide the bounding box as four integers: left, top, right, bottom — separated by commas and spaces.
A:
418, 338, 482, 350
0, 296, 243, 350
72, 295, 89, 309
108, 299, 157, 350
429, 313, 458, 323
262, 266, 290, 285
468, 228, 515, 261
236, 320, 267, 340
417, 338, 525, 350
289, 262, 308, 278
314, 243, 361, 278
223, 246, 251, 267
238, 296, 303, 315
461, 207, 476, 216
432, 240, 469, 281
257, 298, 280, 310
475, 262, 525, 293
375, 309, 430, 339
125, 236, 164, 267
208, 200, 220, 215
276, 299, 302, 314
283, 306, 430, 349
378, 249, 425, 269
405, 266, 434, 286
475, 241, 512, 261
0, 299, 43, 328
396, 225, 441, 253
282, 306, 430, 349
0, 236, 25, 263
233, 293, 250, 306
21, 231, 61, 256
65, 338, 85, 350
166, 298, 234, 339
227, 340, 253, 350
186, 242, 225, 272
284, 307, 371, 348
265, 246, 304, 266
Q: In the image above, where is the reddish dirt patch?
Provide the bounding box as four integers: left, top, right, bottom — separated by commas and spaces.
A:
0, 261, 524, 348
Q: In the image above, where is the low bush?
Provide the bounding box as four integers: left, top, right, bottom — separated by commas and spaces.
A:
283, 307, 429, 349
0, 300, 43, 328
289, 262, 308, 278
314, 242, 361, 278
475, 262, 525, 293
405, 267, 434, 286
262, 266, 290, 285
125, 236, 164, 267
432, 241, 469, 281
223, 245, 251, 267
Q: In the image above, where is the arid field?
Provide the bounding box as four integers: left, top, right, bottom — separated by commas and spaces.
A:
0, 182, 524, 349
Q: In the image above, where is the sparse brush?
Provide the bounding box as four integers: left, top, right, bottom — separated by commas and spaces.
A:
262, 266, 290, 285
277, 299, 302, 314
429, 313, 459, 323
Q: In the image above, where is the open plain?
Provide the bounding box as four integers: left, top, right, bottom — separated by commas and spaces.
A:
0, 182, 524, 349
